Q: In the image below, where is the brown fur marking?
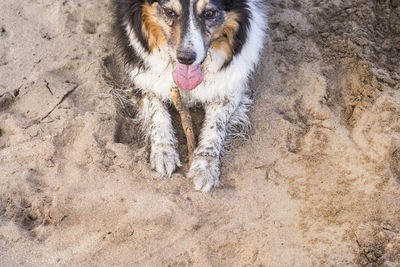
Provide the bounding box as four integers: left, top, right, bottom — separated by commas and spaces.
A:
142, 3, 167, 51
211, 12, 240, 59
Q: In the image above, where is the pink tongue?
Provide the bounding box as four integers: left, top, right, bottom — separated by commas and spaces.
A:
172, 63, 204, 90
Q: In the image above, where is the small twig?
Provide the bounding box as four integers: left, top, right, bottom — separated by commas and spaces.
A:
44, 80, 53, 95
170, 86, 196, 167
40, 84, 79, 122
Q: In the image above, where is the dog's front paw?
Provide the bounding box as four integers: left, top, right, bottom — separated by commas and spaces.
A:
188, 156, 220, 192
150, 143, 181, 177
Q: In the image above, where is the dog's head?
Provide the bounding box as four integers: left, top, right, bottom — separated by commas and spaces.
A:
122, 0, 250, 90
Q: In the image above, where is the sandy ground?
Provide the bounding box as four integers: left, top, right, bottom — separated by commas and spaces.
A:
1, 0, 400, 266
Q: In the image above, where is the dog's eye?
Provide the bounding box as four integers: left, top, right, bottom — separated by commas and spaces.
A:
163, 8, 176, 18
202, 9, 217, 19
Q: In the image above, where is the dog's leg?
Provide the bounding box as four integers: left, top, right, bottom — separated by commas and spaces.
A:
139, 95, 181, 177
188, 95, 242, 192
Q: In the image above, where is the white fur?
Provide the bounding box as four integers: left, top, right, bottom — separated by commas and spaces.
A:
139, 96, 181, 177
185, 0, 206, 65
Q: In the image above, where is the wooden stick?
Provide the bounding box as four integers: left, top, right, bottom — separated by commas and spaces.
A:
170, 86, 196, 167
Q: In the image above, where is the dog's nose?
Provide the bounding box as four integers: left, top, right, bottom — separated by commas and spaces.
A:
177, 50, 196, 65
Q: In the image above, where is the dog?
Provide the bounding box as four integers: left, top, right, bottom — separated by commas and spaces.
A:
112, 0, 267, 192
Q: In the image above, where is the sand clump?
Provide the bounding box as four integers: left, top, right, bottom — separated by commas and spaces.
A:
1, 0, 400, 266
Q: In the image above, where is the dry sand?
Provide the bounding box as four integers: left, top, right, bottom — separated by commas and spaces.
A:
1, 0, 400, 266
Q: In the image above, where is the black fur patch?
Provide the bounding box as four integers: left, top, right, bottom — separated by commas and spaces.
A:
221, 0, 251, 67
113, 0, 148, 69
